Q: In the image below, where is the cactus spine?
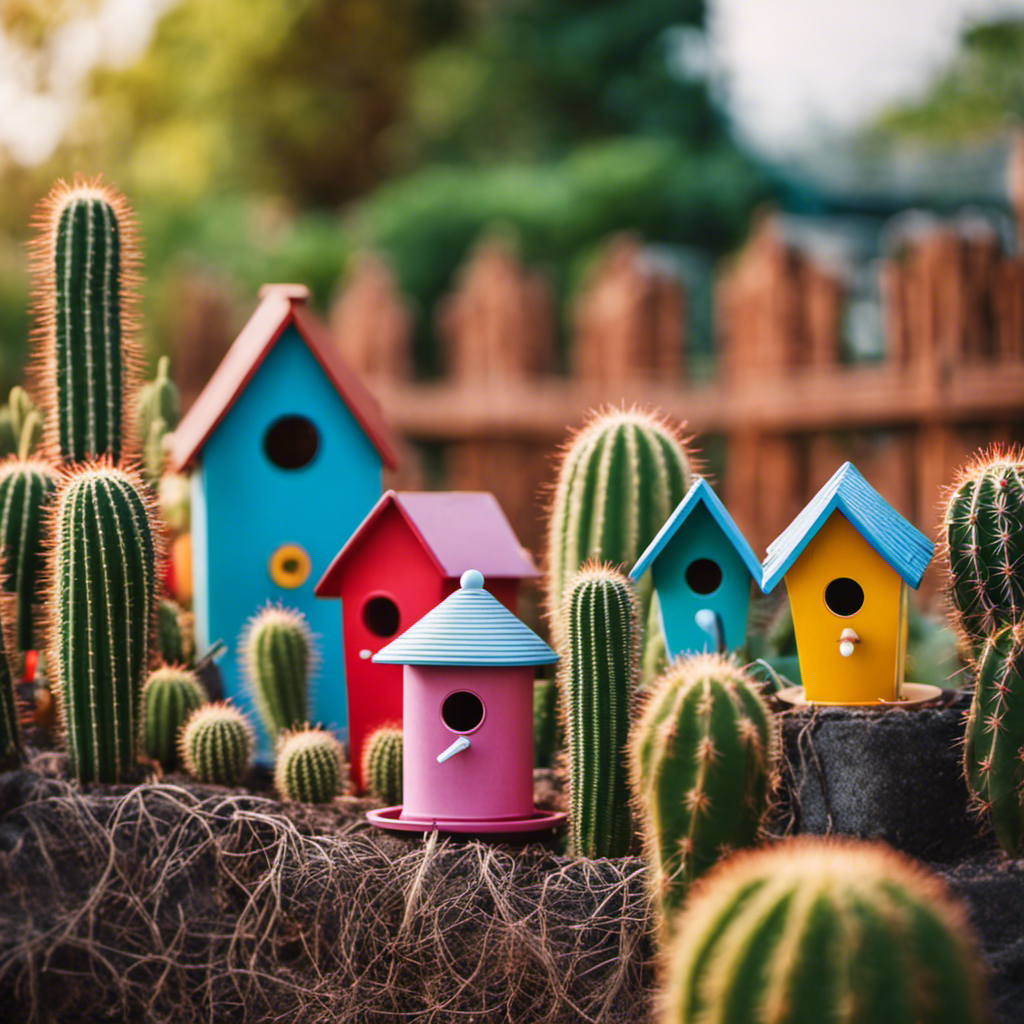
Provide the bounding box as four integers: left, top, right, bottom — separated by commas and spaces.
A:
0, 458, 57, 651
362, 726, 403, 805
661, 838, 988, 1024
964, 621, 1024, 855
533, 677, 559, 769
49, 463, 157, 782
546, 407, 692, 637
32, 178, 140, 465
629, 654, 776, 942
943, 447, 1024, 648
241, 604, 314, 739
180, 703, 253, 785
561, 564, 637, 858
141, 666, 206, 771
275, 726, 344, 803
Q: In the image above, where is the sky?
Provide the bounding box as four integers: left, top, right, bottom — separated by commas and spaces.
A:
1, 0, 1024, 165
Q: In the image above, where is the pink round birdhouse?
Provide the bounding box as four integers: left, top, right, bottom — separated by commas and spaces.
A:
366, 569, 565, 834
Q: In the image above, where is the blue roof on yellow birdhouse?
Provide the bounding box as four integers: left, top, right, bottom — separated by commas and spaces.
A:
373, 570, 558, 667
761, 462, 934, 593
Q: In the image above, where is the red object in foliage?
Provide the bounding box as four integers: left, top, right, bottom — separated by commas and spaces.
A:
315, 490, 539, 792
23, 650, 37, 684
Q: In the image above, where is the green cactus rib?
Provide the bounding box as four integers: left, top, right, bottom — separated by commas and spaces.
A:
546, 408, 691, 637
964, 622, 1024, 855
275, 727, 344, 803
629, 653, 776, 942
944, 448, 1024, 647
241, 604, 315, 738
180, 703, 253, 785
533, 678, 559, 769
0, 458, 57, 652
362, 726, 403, 805
141, 666, 206, 771
661, 838, 988, 1024
561, 564, 638, 859
50, 463, 156, 783
0, 607, 21, 769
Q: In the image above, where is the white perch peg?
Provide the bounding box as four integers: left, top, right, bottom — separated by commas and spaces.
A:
839, 628, 860, 658
695, 608, 725, 653
437, 735, 471, 763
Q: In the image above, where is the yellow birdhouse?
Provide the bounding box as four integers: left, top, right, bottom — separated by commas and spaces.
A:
761, 463, 934, 705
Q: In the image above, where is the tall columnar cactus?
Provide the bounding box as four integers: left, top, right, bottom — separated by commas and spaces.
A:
533, 677, 559, 769
629, 653, 776, 942
141, 666, 206, 771
661, 838, 988, 1024
241, 604, 315, 739
943, 447, 1024, 649
546, 407, 692, 638
964, 621, 1024, 855
180, 703, 253, 785
362, 726, 403, 805
48, 462, 157, 782
275, 726, 345, 803
561, 564, 638, 858
0, 458, 58, 652
31, 177, 140, 465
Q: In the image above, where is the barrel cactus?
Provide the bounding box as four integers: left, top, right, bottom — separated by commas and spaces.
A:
31, 177, 140, 465
241, 604, 315, 739
180, 703, 253, 785
141, 666, 206, 771
560, 564, 638, 858
943, 446, 1024, 649
275, 726, 345, 803
661, 838, 988, 1024
362, 725, 403, 805
964, 621, 1024, 855
0, 457, 58, 651
48, 462, 157, 782
629, 653, 776, 942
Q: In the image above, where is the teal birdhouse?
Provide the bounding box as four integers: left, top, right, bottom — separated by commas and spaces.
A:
630, 478, 761, 657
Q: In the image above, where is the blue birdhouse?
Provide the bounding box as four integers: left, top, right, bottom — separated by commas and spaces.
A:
171, 284, 398, 752
630, 478, 762, 657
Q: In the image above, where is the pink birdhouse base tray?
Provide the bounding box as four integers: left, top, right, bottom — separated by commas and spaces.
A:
366, 806, 568, 834
774, 682, 944, 708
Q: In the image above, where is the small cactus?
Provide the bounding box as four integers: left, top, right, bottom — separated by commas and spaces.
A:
8, 387, 39, 458
141, 666, 206, 771
533, 677, 559, 769
0, 458, 58, 651
31, 177, 140, 465
158, 599, 194, 667
275, 726, 345, 803
661, 838, 988, 1024
964, 621, 1024, 855
241, 604, 315, 739
48, 462, 158, 783
943, 446, 1024, 649
180, 703, 253, 785
560, 564, 638, 859
135, 356, 179, 448
362, 726, 403, 805
0, 613, 21, 769
628, 653, 776, 942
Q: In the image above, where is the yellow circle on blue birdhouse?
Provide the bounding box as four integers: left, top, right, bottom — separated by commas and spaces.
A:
269, 543, 311, 589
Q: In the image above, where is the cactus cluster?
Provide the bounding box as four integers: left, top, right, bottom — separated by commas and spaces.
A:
560, 564, 638, 859
661, 838, 988, 1024
362, 726, 403, 805
180, 703, 253, 785
141, 666, 206, 771
275, 726, 345, 803
241, 604, 315, 739
629, 653, 776, 942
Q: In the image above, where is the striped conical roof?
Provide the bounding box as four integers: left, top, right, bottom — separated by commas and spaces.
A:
373, 570, 558, 667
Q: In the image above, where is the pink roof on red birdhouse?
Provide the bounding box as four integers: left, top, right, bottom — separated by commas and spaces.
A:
315, 490, 539, 597
170, 283, 398, 471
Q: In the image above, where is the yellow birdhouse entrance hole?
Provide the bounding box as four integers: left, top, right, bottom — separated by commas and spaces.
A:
784, 512, 908, 704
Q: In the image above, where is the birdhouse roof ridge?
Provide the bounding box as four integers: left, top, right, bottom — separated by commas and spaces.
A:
372, 574, 558, 667
760, 461, 935, 593
629, 477, 763, 585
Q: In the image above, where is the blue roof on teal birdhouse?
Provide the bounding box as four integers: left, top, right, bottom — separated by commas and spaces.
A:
761, 462, 934, 593
373, 570, 558, 667
629, 478, 762, 583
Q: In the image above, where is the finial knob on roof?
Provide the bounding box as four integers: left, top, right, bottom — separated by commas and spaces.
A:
460, 569, 484, 590
258, 283, 310, 304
